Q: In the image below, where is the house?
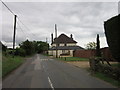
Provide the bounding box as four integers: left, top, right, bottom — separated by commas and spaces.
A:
48, 33, 84, 57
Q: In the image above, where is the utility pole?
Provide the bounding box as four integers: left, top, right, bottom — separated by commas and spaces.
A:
13, 15, 17, 58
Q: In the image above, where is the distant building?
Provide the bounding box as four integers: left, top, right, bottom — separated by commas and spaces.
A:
48, 33, 83, 57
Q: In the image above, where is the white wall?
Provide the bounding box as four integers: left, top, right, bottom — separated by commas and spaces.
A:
67, 43, 76, 46
51, 44, 56, 47
59, 44, 64, 46
48, 50, 74, 57
51, 43, 76, 47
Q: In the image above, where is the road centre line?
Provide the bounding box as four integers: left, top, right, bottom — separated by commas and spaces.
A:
48, 77, 54, 90
42, 64, 54, 89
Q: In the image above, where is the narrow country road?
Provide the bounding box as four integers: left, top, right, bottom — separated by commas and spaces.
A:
3, 54, 117, 88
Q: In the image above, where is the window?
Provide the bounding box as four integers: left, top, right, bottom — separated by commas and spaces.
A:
65, 43, 67, 46
62, 50, 70, 55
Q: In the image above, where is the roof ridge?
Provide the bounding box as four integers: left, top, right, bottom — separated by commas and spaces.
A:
53, 33, 77, 44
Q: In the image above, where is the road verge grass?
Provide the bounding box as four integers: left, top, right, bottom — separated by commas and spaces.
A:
2, 55, 25, 78
92, 72, 120, 87
58, 57, 89, 61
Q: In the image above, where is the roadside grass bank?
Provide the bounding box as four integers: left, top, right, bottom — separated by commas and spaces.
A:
91, 72, 120, 87
57, 57, 89, 61
111, 63, 120, 68
2, 55, 25, 78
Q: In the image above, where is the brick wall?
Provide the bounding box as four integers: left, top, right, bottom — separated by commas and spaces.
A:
73, 49, 96, 58
101, 47, 113, 59
74, 47, 113, 59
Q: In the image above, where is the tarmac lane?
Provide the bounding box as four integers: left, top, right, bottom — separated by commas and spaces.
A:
2, 54, 117, 89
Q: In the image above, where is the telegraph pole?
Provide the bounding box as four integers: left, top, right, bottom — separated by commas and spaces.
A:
13, 15, 17, 57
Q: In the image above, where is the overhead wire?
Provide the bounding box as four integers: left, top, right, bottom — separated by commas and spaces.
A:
1, 0, 37, 41
16, 20, 28, 38
17, 17, 36, 38
0, 0, 15, 15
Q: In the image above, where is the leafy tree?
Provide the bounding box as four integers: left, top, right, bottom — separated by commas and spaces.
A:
85, 42, 97, 50
36, 41, 49, 53
19, 40, 35, 55
104, 14, 120, 61
15, 47, 26, 56
18, 40, 49, 55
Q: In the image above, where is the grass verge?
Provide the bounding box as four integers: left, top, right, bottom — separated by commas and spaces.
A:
92, 72, 120, 87
58, 57, 89, 61
111, 63, 120, 68
2, 55, 25, 78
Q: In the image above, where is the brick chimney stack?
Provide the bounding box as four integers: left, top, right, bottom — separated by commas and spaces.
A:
55, 24, 57, 38
70, 34, 73, 39
51, 33, 53, 44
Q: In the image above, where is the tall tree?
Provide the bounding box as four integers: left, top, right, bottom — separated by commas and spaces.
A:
96, 34, 101, 57
104, 14, 120, 62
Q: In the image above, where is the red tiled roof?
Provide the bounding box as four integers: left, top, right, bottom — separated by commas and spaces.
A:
52, 34, 77, 44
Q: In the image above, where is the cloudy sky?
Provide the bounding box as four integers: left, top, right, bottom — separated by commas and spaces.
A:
1, 0, 119, 48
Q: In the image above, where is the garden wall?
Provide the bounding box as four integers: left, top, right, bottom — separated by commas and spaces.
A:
100, 47, 113, 60
73, 49, 96, 58
74, 47, 113, 59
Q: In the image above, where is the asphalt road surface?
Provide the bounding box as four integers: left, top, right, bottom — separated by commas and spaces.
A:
3, 54, 117, 88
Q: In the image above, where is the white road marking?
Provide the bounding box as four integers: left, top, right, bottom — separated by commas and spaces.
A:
48, 77, 54, 90
42, 65, 54, 90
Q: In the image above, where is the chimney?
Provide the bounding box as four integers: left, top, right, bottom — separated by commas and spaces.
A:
51, 33, 53, 43
70, 34, 73, 39
55, 24, 57, 38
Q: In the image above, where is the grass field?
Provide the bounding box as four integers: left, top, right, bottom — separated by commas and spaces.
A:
2, 55, 24, 77
58, 57, 89, 61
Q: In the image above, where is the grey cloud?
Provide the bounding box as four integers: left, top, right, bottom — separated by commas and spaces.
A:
2, 2, 118, 48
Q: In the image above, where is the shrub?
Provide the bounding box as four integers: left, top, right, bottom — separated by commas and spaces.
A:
89, 57, 120, 80
15, 48, 26, 57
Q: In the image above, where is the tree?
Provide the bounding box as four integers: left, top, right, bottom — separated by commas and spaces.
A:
19, 39, 35, 55
85, 42, 97, 50
104, 14, 120, 62
15, 47, 26, 56
96, 34, 101, 57
36, 41, 49, 53
18, 40, 49, 55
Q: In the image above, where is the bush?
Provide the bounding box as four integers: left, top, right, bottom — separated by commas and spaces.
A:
89, 57, 120, 80
19, 48, 26, 56
89, 57, 100, 72
15, 48, 26, 57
